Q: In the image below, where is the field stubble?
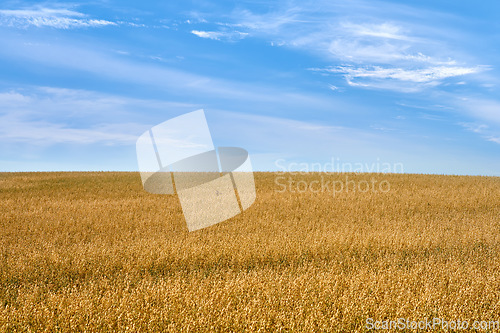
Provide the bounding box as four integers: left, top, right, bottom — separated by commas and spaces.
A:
0, 172, 499, 332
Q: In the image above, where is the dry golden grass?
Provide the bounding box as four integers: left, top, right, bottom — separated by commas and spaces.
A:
0, 172, 499, 332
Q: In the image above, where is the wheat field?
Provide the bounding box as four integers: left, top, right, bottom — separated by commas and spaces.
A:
0, 172, 499, 332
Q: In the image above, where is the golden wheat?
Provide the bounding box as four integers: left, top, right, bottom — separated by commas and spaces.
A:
0, 172, 499, 332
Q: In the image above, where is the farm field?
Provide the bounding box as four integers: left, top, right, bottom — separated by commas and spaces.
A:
0, 172, 499, 332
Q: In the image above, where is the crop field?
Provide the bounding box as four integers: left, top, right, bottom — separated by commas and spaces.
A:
0, 172, 499, 332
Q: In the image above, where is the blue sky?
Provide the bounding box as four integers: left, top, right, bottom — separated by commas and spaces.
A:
0, 0, 499, 175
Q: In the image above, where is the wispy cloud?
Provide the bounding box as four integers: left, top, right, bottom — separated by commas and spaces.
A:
0, 31, 343, 114
0, 6, 117, 29
458, 111, 500, 145
187, 7, 307, 44
454, 98, 500, 145
1, 118, 138, 145
211, 0, 489, 93
230, 7, 306, 32
460, 122, 489, 134
191, 30, 248, 41
488, 137, 500, 145
341, 22, 415, 41
0, 87, 198, 145
313, 65, 487, 92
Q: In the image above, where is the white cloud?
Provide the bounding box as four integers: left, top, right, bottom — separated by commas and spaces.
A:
313, 65, 487, 91
0, 8, 84, 17
0, 91, 32, 106
191, 30, 220, 39
460, 122, 488, 134
230, 8, 303, 32
0, 31, 344, 116
0, 6, 117, 29
230, 7, 432, 64
0, 118, 138, 145
219, 1, 489, 93
342, 65, 482, 82
0, 87, 199, 146
488, 137, 500, 145
191, 30, 248, 41
459, 113, 500, 144
341, 22, 413, 41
